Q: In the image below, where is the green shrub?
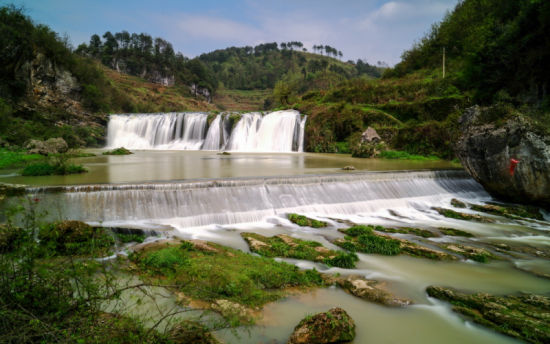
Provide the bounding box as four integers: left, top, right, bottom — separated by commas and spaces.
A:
21, 162, 87, 176
38, 221, 114, 256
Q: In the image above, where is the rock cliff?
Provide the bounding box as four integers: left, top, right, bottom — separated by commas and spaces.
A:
455, 106, 550, 208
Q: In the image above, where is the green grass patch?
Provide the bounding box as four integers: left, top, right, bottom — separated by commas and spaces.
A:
102, 147, 133, 155
115, 233, 145, 244
241, 233, 357, 269
288, 213, 328, 228
378, 150, 440, 161
336, 226, 401, 256
438, 227, 474, 237
0, 148, 44, 169
130, 242, 325, 309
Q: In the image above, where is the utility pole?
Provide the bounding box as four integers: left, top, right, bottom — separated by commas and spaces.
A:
442, 47, 446, 78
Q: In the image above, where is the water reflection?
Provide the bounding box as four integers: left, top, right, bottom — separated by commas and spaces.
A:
0, 150, 460, 186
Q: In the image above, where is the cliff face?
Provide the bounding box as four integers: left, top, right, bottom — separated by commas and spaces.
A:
455, 106, 550, 208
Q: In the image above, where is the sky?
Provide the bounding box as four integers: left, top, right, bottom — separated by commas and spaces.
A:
5, 0, 459, 65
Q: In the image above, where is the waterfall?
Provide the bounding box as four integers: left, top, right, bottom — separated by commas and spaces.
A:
106, 110, 305, 152
23, 170, 488, 228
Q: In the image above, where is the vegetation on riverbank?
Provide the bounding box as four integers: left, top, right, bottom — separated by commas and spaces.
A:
129, 240, 325, 313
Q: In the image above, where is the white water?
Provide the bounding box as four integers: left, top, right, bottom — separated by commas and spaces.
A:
106, 110, 305, 152
26, 170, 486, 227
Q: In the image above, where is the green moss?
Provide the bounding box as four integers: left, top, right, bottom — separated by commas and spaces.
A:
426, 286, 550, 344
131, 242, 325, 308
102, 147, 133, 155
242, 233, 357, 269
432, 207, 494, 223
336, 227, 401, 256
115, 233, 145, 244
470, 203, 543, 221
288, 213, 328, 228
376, 226, 438, 238
438, 227, 474, 237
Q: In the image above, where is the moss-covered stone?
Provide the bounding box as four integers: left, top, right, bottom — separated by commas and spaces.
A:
432, 207, 495, 223
444, 244, 494, 263
288, 213, 328, 228
288, 307, 356, 344
336, 225, 455, 260
470, 203, 543, 220
374, 225, 439, 238
332, 275, 412, 307
451, 198, 467, 208
102, 147, 133, 155
438, 227, 474, 237
426, 286, 550, 344
241, 232, 358, 268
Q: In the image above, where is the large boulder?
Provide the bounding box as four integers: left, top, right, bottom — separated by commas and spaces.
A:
288, 307, 355, 344
455, 106, 550, 208
25, 137, 68, 155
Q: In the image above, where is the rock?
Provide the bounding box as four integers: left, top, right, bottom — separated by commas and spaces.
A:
211, 299, 253, 322
342, 165, 355, 170
188, 239, 219, 253
455, 106, 550, 209
426, 286, 550, 344
288, 307, 355, 344
361, 127, 382, 143
335, 275, 412, 307
25, 137, 68, 155
451, 198, 467, 208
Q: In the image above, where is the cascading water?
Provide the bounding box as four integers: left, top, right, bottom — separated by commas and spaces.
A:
106, 110, 306, 152
24, 170, 488, 227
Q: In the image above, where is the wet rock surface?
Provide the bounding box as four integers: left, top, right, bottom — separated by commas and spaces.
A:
288, 307, 356, 344
331, 274, 412, 307
427, 286, 550, 344
455, 106, 550, 209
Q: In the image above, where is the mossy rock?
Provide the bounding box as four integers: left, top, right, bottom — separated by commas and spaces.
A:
432, 207, 495, 223
426, 286, 550, 344
288, 213, 328, 228
288, 307, 355, 344
102, 147, 133, 155
241, 232, 358, 268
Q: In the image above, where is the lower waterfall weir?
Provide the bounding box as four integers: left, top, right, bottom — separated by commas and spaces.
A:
24, 170, 487, 228
106, 110, 306, 152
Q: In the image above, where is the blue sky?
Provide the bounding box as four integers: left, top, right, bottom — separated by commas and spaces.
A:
5, 0, 458, 65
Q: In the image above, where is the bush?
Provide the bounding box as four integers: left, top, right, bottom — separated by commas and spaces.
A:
102, 147, 133, 155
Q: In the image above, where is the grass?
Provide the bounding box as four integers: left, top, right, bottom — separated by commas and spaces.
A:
337, 226, 401, 255
288, 213, 328, 228
378, 150, 440, 161
115, 233, 145, 244
131, 241, 325, 309
241, 232, 358, 269
0, 148, 44, 169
